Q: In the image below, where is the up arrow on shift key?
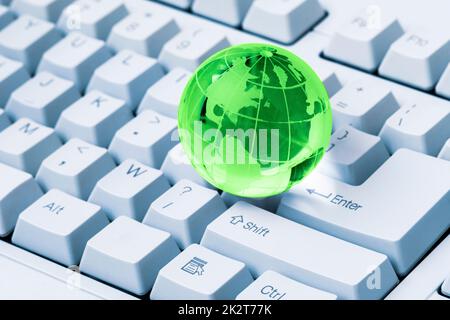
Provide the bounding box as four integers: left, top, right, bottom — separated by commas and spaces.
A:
278, 149, 450, 276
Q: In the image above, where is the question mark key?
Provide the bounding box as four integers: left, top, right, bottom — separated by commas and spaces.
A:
143, 179, 227, 249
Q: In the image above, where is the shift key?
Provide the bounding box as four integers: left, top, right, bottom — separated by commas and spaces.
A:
201, 202, 398, 300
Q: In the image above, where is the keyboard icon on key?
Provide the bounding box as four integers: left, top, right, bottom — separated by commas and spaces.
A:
181, 257, 208, 276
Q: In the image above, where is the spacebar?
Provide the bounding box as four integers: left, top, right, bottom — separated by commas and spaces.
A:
0, 240, 136, 300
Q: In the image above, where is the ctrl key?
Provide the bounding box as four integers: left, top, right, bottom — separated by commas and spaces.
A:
236, 271, 337, 300
151, 244, 253, 300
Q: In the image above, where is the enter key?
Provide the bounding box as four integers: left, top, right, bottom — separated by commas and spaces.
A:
278, 149, 450, 276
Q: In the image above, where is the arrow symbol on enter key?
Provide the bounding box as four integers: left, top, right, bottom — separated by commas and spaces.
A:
306, 189, 332, 199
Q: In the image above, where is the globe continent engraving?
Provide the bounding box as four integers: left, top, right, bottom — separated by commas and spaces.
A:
178, 43, 332, 198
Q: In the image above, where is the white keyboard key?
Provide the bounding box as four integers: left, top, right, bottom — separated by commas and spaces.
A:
436, 63, 450, 99
317, 126, 389, 185
0, 163, 42, 236
0, 109, 10, 131
108, 11, 180, 58
0, 5, 15, 30
278, 149, 450, 275
236, 270, 337, 300
438, 139, 450, 161
143, 179, 226, 249
138, 68, 191, 119
11, 0, 74, 22
159, 28, 230, 72
330, 79, 400, 135
36, 138, 116, 200
0, 55, 29, 108
379, 100, 450, 156
379, 32, 450, 90
151, 244, 253, 300
386, 234, 450, 300
0, 118, 62, 175
58, 0, 127, 40
87, 50, 164, 111
80, 216, 180, 295
201, 202, 398, 299
0, 15, 61, 73
6, 72, 80, 127
12, 189, 109, 266
156, 0, 192, 9
38, 32, 111, 91
324, 7, 404, 72
315, 65, 342, 98
109, 110, 177, 168
161, 143, 213, 188
221, 192, 282, 213
0, 240, 135, 299
243, 0, 324, 44
55, 90, 132, 147
89, 159, 170, 221
192, 0, 253, 27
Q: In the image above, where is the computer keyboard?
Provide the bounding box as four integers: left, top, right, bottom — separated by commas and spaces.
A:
0, 0, 449, 300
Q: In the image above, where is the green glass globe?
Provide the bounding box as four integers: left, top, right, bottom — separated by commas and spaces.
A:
178, 43, 332, 198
